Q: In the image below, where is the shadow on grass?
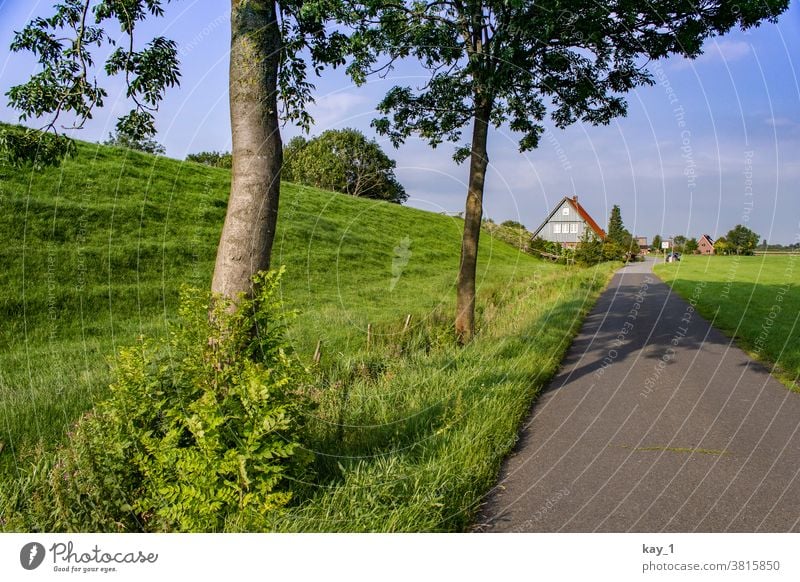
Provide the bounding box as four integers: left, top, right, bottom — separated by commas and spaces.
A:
299, 295, 591, 495
537, 273, 799, 394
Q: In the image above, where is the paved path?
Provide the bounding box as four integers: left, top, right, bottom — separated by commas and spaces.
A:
478, 258, 800, 532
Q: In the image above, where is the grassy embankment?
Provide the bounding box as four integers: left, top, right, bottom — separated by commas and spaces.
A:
655, 254, 800, 391
0, 131, 617, 530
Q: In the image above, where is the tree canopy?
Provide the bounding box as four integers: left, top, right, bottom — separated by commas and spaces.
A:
282, 128, 407, 203
186, 151, 232, 169
344, 0, 788, 341
726, 224, 760, 255
104, 128, 165, 155
652, 234, 663, 252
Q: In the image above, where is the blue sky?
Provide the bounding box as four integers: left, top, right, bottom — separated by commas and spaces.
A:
1, 1, 799, 244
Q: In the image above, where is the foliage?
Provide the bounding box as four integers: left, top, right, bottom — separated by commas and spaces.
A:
348, 1, 787, 158
606, 205, 626, 243
5, 0, 179, 163
604, 205, 636, 260
186, 150, 232, 169
684, 237, 699, 254
726, 224, 760, 255
500, 220, 525, 230
5, 269, 312, 532
4, 0, 349, 166
0, 124, 76, 169
282, 128, 407, 203
652, 234, 663, 252
673, 235, 688, 253
104, 128, 165, 155
529, 236, 574, 263
344, 0, 787, 340
714, 236, 733, 255
574, 230, 605, 266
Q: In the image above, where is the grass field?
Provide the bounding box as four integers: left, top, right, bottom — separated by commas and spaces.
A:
0, 130, 617, 531
655, 254, 800, 390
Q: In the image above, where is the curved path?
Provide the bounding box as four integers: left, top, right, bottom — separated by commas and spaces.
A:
478, 258, 800, 532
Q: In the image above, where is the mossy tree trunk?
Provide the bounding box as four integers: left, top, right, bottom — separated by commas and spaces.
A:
211, 0, 283, 299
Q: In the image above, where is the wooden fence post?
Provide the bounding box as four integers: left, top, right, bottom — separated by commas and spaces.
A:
313, 339, 322, 364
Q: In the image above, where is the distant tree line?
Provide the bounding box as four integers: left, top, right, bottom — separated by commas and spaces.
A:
649, 224, 762, 255
185, 128, 407, 204
104, 128, 165, 155
186, 150, 231, 168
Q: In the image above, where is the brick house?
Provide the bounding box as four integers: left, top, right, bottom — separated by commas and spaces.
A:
697, 234, 715, 255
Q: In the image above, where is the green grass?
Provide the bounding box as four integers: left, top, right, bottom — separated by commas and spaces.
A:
0, 128, 617, 531
655, 254, 800, 390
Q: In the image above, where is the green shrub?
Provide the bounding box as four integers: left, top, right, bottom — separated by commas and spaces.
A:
0, 124, 76, 169
530, 236, 574, 262
185, 150, 232, 168
574, 231, 605, 265
6, 269, 312, 532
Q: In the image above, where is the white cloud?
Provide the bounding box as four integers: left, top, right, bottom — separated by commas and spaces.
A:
764, 116, 800, 131
304, 92, 373, 131
671, 39, 752, 70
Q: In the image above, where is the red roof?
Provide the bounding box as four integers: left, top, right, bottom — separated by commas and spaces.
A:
568, 196, 606, 239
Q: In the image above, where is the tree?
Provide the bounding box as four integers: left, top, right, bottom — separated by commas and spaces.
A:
347, 0, 788, 342
605, 205, 635, 260
684, 237, 699, 254
652, 234, 663, 253
673, 235, 687, 253
714, 236, 733, 255
575, 230, 605, 266
607, 205, 625, 244
186, 151, 232, 169
4, 0, 346, 302
500, 220, 525, 230
726, 224, 760, 255
282, 128, 407, 203
104, 128, 165, 155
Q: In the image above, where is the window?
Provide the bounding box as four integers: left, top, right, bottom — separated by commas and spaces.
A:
562, 207, 570, 216
570, 223, 578, 233
553, 223, 561, 234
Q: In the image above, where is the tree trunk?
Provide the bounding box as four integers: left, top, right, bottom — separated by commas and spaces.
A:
455, 99, 491, 344
211, 1, 282, 299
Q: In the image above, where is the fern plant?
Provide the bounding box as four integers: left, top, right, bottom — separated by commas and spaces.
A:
16, 269, 312, 532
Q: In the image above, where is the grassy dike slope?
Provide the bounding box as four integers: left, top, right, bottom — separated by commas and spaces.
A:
0, 133, 617, 531
655, 254, 800, 390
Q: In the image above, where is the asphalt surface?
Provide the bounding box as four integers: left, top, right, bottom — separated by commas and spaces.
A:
478, 258, 800, 532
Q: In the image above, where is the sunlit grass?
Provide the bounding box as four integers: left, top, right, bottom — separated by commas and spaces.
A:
0, 128, 617, 530
655, 254, 800, 390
